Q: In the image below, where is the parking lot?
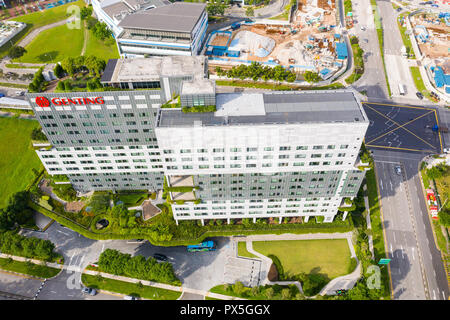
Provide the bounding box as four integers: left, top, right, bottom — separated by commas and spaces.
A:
363, 102, 442, 153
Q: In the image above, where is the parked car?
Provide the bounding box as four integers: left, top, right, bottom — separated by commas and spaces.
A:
396, 7, 402, 12
430, 91, 440, 101
0, 93, 5, 98
124, 295, 139, 300
153, 253, 168, 262
81, 287, 97, 296
395, 166, 402, 175
416, 91, 424, 99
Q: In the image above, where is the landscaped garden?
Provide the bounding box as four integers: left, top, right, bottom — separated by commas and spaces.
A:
15, 23, 84, 63
0, 0, 85, 58
8, 1, 119, 63
0, 117, 42, 209
253, 239, 352, 280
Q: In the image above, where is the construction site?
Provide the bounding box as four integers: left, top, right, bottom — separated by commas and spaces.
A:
206, 0, 348, 81
409, 12, 450, 94
410, 12, 449, 59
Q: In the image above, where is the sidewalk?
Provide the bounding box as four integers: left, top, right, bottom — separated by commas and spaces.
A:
0, 253, 244, 300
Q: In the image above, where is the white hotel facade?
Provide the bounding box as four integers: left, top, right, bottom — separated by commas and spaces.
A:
27, 56, 369, 224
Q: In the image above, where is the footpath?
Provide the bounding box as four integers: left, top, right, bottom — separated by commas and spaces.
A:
237, 232, 362, 297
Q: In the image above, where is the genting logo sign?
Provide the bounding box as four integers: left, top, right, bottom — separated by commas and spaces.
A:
35, 96, 105, 108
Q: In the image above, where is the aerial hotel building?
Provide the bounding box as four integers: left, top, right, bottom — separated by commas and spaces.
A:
27, 56, 369, 224
91, 0, 208, 57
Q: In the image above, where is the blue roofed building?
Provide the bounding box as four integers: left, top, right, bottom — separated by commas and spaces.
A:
335, 42, 348, 60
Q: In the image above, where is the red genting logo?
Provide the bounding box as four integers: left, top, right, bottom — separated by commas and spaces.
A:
35, 96, 50, 108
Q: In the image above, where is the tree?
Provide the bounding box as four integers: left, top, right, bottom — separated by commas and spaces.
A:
87, 77, 102, 91
88, 193, 110, 214
427, 163, 449, 180
31, 128, 47, 141
53, 64, 65, 79
265, 287, 274, 299
61, 57, 76, 78
232, 281, 245, 295
207, 1, 226, 16
93, 22, 112, 40
80, 6, 93, 20
281, 288, 291, 300
438, 207, 450, 227
63, 80, 72, 91
304, 71, 321, 83
246, 6, 254, 17
56, 81, 65, 91
8, 46, 26, 59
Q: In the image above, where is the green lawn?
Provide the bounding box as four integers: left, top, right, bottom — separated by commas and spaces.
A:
81, 274, 182, 300
0, 118, 42, 209
15, 23, 84, 63
116, 192, 149, 207
12, 0, 84, 29
237, 241, 258, 259
410, 66, 435, 102
253, 239, 352, 279
0, 0, 85, 58
84, 29, 120, 62
0, 257, 60, 278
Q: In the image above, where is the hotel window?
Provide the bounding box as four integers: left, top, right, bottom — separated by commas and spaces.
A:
230, 148, 241, 152
313, 145, 323, 150
264, 147, 274, 151
279, 146, 290, 151
340, 144, 349, 149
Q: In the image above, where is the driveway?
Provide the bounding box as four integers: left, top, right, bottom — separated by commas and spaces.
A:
21, 224, 256, 293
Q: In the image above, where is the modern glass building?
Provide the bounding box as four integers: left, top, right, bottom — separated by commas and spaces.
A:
27, 56, 369, 224
91, 0, 208, 57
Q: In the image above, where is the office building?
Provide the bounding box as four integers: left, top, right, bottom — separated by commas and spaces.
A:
27, 56, 369, 224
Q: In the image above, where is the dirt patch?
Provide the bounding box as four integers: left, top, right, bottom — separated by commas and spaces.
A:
65, 201, 85, 213
268, 263, 279, 281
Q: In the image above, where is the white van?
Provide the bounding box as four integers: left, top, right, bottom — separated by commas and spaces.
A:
398, 84, 406, 96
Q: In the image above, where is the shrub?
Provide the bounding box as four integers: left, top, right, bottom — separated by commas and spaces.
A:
98, 249, 180, 285
232, 281, 245, 295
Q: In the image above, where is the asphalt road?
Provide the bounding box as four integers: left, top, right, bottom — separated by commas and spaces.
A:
350, 0, 389, 99
377, 0, 418, 101
19, 224, 238, 299
365, 101, 449, 300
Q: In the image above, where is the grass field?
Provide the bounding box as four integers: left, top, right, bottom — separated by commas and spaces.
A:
410, 66, 433, 101
0, 0, 84, 58
15, 23, 84, 63
0, 117, 42, 208
253, 239, 352, 279
84, 29, 120, 62
237, 241, 258, 259
12, 0, 84, 28
81, 274, 182, 300
0, 257, 60, 278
